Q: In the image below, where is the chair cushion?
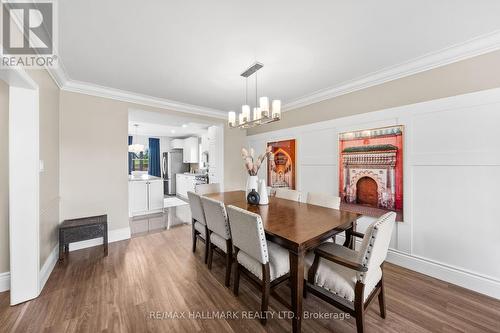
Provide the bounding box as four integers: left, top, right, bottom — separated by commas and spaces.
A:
210, 232, 227, 253
305, 244, 382, 302
194, 221, 206, 239
237, 241, 289, 281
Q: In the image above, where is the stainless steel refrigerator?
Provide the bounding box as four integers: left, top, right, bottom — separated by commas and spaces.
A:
161, 151, 188, 195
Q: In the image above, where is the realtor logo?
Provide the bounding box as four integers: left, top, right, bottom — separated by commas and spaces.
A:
1, 0, 57, 67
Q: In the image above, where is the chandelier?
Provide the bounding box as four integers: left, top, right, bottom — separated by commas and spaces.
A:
228, 62, 281, 129
128, 124, 145, 154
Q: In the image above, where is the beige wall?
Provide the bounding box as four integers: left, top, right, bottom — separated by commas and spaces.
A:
27, 70, 61, 266
0, 81, 9, 274
248, 50, 500, 135
59, 91, 246, 232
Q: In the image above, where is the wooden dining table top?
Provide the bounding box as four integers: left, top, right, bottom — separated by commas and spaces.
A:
206, 191, 360, 252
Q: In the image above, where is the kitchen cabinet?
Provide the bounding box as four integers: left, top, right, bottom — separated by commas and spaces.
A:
207, 126, 221, 184
176, 174, 197, 198
183, 137, 199, 163
200, 134, 209, 153
129, 178, 163, 217
171, 139, 184, 149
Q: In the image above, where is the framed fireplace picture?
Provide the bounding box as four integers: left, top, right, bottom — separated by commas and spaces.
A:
267, 139, 296, 190
339, 125, 403, 220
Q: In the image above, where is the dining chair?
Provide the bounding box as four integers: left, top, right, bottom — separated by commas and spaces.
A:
195, 183, 221, 195
275, 188, 301, 202
306, 192, 341, 209
305, 212, 396, 333
306, 192, 341, 243
187, 191, 209, 264
227, 205, 290, 325
200, 196, 233, 287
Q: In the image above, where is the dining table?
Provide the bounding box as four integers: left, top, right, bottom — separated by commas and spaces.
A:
206, 190, 361, 333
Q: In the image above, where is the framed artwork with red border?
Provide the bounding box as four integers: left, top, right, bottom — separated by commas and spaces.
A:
267, 139, 296, 190
339, 125, 403, 219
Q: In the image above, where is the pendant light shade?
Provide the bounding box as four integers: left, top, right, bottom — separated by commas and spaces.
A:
228, 62, 281, 129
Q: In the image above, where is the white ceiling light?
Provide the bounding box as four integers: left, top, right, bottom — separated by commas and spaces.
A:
228, 62, 281, 129
128, 124, 145, 154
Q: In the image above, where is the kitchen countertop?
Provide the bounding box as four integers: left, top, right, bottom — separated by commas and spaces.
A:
128, 175, 162, 181
180, 173, 207, 177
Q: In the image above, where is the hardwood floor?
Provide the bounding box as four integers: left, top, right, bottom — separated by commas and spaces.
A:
1, 222, 499, 332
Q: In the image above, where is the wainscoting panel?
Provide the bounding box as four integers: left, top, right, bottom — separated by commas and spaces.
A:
412, 165, 500, 280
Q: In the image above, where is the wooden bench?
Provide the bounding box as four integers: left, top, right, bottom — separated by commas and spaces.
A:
58, 214, 108, 261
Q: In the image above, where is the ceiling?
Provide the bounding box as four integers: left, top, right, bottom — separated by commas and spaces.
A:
59, 1, 500, 114
128, 109, 211, 138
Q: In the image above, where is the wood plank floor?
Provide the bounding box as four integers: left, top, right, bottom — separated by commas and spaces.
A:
1, 222, 499, 332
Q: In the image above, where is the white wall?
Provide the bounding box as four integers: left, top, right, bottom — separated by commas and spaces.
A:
247, 87, 500, 299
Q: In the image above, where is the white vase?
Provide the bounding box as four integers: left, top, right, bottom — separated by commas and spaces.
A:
246, 175, 259, 197
258, 179, 269, 205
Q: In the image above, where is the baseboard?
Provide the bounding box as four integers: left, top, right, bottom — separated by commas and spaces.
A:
386, 249, 500, 300
39, 245, 58, 292
335, 234, 500, 300
69, 227, 131, 252
0, 272, 10, 292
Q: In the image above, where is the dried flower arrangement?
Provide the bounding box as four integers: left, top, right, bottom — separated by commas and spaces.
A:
241, 146, 273, 176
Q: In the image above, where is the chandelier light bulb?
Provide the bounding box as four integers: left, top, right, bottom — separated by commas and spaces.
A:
253, 107, 261, 121
228, 111, 236, 127
241, 105, 250, 122
272, 100, 281, 119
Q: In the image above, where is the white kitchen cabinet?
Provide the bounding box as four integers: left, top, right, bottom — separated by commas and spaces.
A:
130, 181, 149, 214
207, 126, 221, 184
171, 139, 184, 149
129, 179, 164, 217
200, 134, 209, 152
176, 174, 186, 198
176, 174, 197, 198
148, 180, 164, 211
183, 137, 199, 163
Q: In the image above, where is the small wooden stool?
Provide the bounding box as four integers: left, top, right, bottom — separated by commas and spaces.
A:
59, 214, 108, 261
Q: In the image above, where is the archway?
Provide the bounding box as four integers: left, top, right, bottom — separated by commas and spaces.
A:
356, 177, 378, 207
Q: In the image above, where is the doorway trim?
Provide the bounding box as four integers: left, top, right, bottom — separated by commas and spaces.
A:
0, 66, 40, 305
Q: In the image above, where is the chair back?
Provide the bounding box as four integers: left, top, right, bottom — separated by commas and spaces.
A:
306, 192, 340, 209
275, 188, 301, 202
226, 205, 268, 264
187, 191, 206, 225
200, 196, 231, 240
196, 183, 221, 195
357, 212, 396, 282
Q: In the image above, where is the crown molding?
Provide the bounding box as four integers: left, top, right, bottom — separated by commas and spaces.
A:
61, 80, 227, 119
46, 60, 227, 119
283, 30, 500, 112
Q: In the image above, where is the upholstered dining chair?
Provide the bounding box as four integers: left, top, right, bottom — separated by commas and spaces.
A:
306, 192, 341, 209
195, 183, 221, 195
187, 191, 209, 264
306, 192, 341, 243
226, 205, 290, 325
275, 188, 301, 202
200, 196, 233, 287
305, 212, 396, 333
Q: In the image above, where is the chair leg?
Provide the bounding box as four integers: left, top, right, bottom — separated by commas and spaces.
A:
354, 281, 365, 333
261, 263, 270, 325
204, 226, 209, 264
191, 220, 197, 253
224, 240, 232, 287
378, 279, 386, 319
207, 242, 214, 270
233, 248, 240, 295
